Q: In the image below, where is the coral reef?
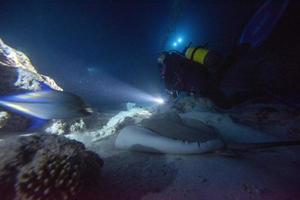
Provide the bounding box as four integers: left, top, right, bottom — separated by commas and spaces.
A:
69, 119, 86, 133
0, 111, 9, 128
45, 120, 68, 135
0, 134, 103, 200
92, 107, 153, 142
45, 119, 86, 135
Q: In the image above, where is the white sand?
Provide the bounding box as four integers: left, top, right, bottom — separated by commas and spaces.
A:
83, 134, 300, 200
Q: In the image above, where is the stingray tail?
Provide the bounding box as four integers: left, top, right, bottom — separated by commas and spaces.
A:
227, 140, 300, 151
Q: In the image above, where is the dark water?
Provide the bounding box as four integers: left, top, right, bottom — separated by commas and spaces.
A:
0, 0, 298, 110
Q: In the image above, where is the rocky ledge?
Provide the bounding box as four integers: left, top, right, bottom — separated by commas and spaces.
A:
0, 39, 62, 131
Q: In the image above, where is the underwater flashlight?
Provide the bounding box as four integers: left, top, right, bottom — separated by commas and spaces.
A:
173, 42, 178, 47
153, 97, 165, 104
177, 37, 182, 43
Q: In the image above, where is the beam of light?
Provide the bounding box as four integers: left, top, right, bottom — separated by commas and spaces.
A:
177, 37, 182, 43
173, 42, 178, 47
0, 101, 31, 114
153, 97, 165, 104
75, 67, 165, 106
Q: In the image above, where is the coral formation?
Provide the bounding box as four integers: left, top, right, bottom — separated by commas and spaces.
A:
45, 119, 86, 135
92, 107, 152, 142
0, 38, 62, 91
45, 120, 68, 135
0, 111, 9, 128
69, 119, 86, 133
0, 134, 103, 200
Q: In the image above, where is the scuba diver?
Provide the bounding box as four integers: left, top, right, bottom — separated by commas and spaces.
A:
159, 0, 300, 109
158, 44, 253, 108
159, 42, 300, 109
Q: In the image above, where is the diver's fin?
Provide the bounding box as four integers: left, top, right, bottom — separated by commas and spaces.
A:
239, 0, 289, 47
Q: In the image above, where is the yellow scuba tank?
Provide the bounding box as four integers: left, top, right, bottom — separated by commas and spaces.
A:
185, 46, 222, 67
185, 47, 209, 65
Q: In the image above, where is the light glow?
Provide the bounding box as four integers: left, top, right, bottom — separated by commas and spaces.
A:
153, 97, 165, 104
173, 42, 178, 47
76, 67, 164, 106
177, 37, 182, 43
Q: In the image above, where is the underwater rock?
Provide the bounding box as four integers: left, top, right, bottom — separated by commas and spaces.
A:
0, 38, 62, 92
1, 108, 27, 132
45, 119, 86, 135
0, 38, 37, 74
45, 120, 68, 135
0, 61, 61, 93
228, 102, 300, 139
48, 113, 114, 147
0, 39, 63, 132
0, 110, 31, 132
125, 102, 137, 110
69, 119, 86, 133
0, 134, 103, 200
171, 96, 216, 113
0, 111, 9, 128
92, 107, 153, 142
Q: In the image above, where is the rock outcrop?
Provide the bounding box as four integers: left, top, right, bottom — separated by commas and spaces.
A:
0, 111, 9, 128
0, 38, 62, 92
45, 119, 87, 135
0, 38, 63, 131
92, 106, 153, 142
0, 134, 104, 200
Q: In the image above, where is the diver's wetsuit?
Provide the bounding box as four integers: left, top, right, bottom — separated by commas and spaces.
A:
160, 52, 215, 97
159, 43, 300, 109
